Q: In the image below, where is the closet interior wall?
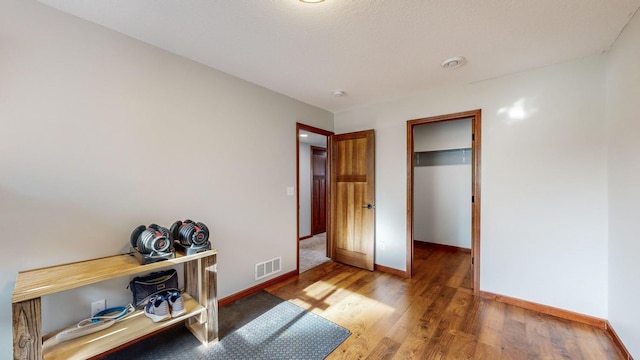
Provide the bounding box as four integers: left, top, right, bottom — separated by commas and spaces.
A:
413, 118, 472, 249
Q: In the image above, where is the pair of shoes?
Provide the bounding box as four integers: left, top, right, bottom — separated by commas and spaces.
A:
144, 294, 170, 323
144, 291, 186, 322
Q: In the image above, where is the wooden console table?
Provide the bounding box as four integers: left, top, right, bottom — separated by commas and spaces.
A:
12, 250, 218, 360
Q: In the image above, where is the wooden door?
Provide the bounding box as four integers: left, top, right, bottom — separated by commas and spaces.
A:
330, 130, 375, 271
311, 147, 327, 235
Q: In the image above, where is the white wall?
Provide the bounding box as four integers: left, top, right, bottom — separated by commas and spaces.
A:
413, 119, 472, 248
413, 118, 472, 151
299, 143, 311, 237
0, 0, 332, 356
414, 165, 471, 248
606, 7, 640, 358
335, 55, 609, 319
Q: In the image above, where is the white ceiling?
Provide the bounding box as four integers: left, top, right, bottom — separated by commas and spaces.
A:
37, 0, 640, 113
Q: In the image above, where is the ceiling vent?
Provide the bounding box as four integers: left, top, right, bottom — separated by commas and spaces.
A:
441, 56, 466, 70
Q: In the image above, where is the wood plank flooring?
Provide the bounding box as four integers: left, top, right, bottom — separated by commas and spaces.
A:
267, 245, 623, 359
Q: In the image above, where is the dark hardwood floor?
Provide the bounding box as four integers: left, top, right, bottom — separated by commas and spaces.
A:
267, 245, 623, 359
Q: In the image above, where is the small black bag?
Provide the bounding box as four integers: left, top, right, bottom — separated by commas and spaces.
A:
128, 269, 179, 309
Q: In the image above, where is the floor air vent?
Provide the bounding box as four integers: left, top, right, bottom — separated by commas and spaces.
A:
255, 257, 281, 280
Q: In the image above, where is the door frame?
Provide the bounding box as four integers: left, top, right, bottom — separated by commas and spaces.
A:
406, 109, 481, 295
296, 123, 334, 272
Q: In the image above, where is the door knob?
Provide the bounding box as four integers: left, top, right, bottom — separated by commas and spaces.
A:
362, 204, 375, 209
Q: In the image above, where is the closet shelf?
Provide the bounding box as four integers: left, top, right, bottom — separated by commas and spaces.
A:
414, 147, 471, 167
415, 147, 471, 153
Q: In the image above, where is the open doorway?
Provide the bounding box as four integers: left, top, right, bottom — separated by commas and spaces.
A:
297, 123, 333, 273
407, 110, 481, 295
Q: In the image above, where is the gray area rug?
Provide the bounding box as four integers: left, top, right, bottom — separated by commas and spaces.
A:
300, 233, 331, 273
102, 291, 350, 360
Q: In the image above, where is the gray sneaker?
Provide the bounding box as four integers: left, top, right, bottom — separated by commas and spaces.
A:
144, 294, 170, 322
168, 291, 186, 317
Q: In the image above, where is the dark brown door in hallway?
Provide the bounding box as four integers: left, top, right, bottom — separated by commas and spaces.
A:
311, 146, 327, 235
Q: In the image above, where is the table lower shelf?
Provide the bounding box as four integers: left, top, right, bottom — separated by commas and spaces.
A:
42, 293, 205, 360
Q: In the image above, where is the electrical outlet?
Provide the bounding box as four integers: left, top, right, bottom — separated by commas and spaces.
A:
91, 299, 106, 317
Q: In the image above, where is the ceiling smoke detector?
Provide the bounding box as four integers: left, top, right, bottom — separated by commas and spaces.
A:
332, 90, 345, 97
441, 56, 466, 70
